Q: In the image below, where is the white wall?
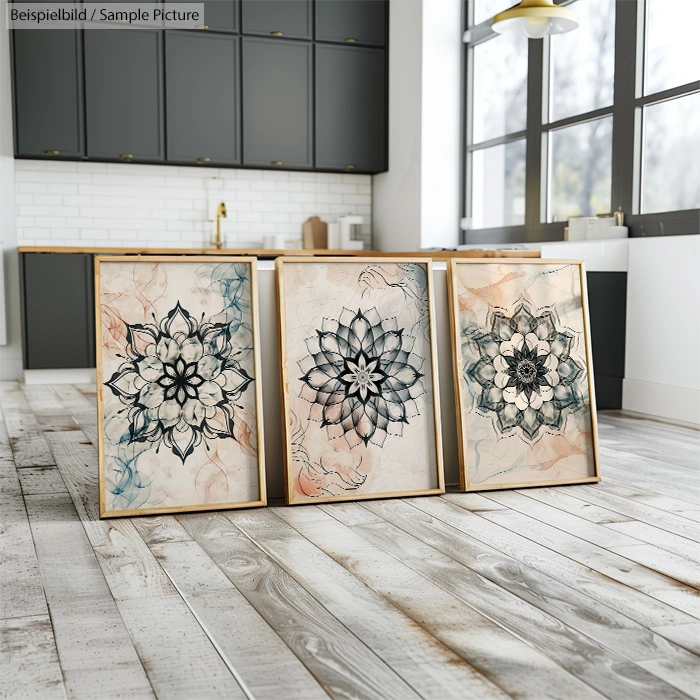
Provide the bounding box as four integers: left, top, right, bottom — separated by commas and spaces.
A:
0, 2, 24, 380
420, 0, 462, 249
16, 161, 372, 249
372, 0, 422, 251
373, 0, 462, 252
624, 234, 700, 426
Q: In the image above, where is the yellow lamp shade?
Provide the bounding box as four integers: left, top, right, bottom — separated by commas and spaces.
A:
493, 0, 579, 38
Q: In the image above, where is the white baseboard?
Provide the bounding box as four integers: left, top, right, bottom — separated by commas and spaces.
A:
24, 368, 96, 385
622, 378, 700, 428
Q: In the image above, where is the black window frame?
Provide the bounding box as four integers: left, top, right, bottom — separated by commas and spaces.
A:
462, 0, 700, 244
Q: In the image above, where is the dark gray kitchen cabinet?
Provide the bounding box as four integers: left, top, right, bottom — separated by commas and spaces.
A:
315, 0, 387, 47
242, 38, 313, 168
84, 29, 164, 161
165, 32, 240, 164
21, 254, 95, 370
166, 0, 238, 32
241, 0, 312, 39
12, 29, 84, 158
587, 272, 627, 410
315, 44, 386, 173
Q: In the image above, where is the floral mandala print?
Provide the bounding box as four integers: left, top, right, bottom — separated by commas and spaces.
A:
465, 300, 586, 442
299, 307, 426, 447
105, 302, 253, 462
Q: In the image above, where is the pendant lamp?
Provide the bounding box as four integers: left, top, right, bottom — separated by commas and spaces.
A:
492, 0, 579, 38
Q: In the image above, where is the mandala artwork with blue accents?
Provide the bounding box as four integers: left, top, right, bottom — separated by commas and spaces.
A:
298, 307, 426, 448
465, 300, 587, 442
105, 301, 253, 462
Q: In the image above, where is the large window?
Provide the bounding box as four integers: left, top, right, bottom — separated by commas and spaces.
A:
463, 0, 700, 241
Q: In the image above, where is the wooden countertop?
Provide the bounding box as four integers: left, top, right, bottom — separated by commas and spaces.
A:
18, 246, 541, 259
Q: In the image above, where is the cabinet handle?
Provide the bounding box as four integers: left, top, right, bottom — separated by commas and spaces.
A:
119, 153, 133, 159
44, 150, 59, 155
197, 157, 211, 163
345, 164, 356, 170
345, 38, 357, 43
197, 24, 209, 29
271, 160, 283, 166
270, 31, 283, 36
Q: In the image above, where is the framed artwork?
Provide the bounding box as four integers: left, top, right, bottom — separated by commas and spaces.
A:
448, 259, 600, 491
277, 258, 444, 505
96, 256, 265, 518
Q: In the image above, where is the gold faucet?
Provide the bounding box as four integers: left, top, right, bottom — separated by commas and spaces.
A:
213, 202, 227, 249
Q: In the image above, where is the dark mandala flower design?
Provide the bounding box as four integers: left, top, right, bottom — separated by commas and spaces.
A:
466, 300, 586, 441
299, 308, 426, 447
105, 302, 253, 462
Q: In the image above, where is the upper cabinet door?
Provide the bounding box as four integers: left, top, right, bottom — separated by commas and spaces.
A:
84, 29, 164, 161
242, 38, 312, 168
167, 1, 239, 32
315, 45, 386, 173
315, 0, 387, 47
165, 32, 240, 165
241, 0, 311, 40
12, 29, 84, 158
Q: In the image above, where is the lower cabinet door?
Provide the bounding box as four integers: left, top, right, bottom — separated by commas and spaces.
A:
315, 44, 386, 173
22, 254, 95, 370
165, 32, 240, 165
241, 37, 313, 169
84, 29, 165, 161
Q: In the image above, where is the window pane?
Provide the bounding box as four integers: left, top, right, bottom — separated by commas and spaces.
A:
548, 117, 612, 222
471, 140, 526, 229
642, 92, 700, 213
474, 0, 514, 26
645, 0, 700, 95
473, 35, 528, 143
550, 0, 615, 122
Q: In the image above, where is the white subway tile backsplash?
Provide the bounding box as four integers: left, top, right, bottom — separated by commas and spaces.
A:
15, 161, 373, 248
330, 184, 358, 194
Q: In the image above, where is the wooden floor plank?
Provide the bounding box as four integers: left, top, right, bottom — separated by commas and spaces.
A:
0, 384, 55, 468
524, 485, 700, 563
597, 478, 700, 524
24, 493, 154, 699
16, 466, 68, 496
606, 521, 700, 564
598, 417, 700, 471
442, 492, 699, 629
115, 595, 247, 699
4, 385, 700, 700
602, 462, 700, 503
479, 507, 700, 620
131, 515, 193, 546
366, 498, 700, 697
52, 384, 96, 414
231, 507, 513, 700
519, 486, 634, 525
39, 424, 250, 698
45, 429, 176, 600
277, 503, 608, 700
394, 498, 700, 700
0, 407, 51, 621
151, 539, 330, 700
486, 490, 700, 586
565, 485, 700, 543
597, 443, 700, 500
0, 615, 66, 700
178, 511, 420, 700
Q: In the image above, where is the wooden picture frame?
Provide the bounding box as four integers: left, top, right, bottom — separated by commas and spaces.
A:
96, 256, 266, 517
277, 257, 445, 505
447, 258, 601, 491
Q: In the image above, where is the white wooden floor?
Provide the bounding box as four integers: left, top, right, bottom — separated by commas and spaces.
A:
2, 382, 699, 700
